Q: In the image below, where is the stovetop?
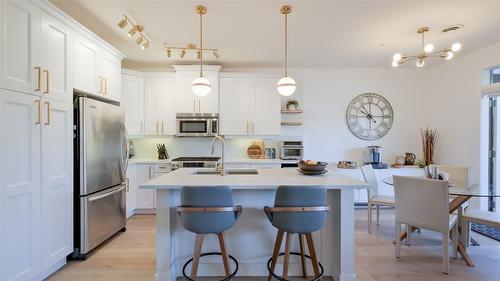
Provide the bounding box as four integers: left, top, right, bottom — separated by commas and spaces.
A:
172, 156, 221, 162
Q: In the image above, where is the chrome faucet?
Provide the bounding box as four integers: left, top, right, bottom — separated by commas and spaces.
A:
211, 135, 225, 175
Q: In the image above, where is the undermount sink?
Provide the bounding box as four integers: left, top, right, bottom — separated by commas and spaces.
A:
193, 169, 259, 175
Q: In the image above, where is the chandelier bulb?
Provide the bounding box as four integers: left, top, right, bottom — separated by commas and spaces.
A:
424, 43, 434, 53
392, 61, 399, 67
416, 59, 425, 67
451, 43, 462, 52
393, 53, 402, 61
445, 52, 454, 60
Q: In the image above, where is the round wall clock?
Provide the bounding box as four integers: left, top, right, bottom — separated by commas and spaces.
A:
346, 93, 394, 140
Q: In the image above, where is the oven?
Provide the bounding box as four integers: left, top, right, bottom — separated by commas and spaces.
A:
279, 140, 304, 160
176, 113, 218, 137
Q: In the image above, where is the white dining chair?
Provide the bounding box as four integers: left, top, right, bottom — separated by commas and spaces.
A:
361, 165, 395, 233
462, 208, 500, 247
394, 176, 459, 274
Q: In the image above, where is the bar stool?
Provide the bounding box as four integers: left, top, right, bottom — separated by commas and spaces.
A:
264, 186, 330, 281
177, 186, 242, 281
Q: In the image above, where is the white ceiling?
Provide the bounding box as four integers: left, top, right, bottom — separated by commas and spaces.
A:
49, 0, 500, 70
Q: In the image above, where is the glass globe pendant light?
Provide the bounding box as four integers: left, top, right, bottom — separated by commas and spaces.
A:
277, 5, 296, 97
192, 6, 211, 97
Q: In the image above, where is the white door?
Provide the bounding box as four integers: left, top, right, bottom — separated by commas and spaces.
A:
219, 78, 252, 135
121, 74, 144, 136
40, 12, 72, 103
73, 35, 100, 95
101, 52, 121, 102
0, 89, 41, 281
252, 79, 281, 135
0, 0, 41, 95
136, 164, 154, 209
145, 77, 176, 135
40, 99, 72, 268
125, 165, 137, 218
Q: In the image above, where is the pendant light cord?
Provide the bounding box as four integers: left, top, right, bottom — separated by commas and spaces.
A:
284, 12, 288, 77
200, 12, 204, 77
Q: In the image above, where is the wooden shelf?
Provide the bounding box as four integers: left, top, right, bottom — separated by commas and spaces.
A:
281, 109, 303, 114
281, 121, 303, 126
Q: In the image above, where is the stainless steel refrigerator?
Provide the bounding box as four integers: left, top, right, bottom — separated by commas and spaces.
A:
73, 93, 128, 258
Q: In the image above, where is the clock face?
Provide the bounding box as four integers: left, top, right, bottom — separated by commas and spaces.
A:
346, 93, 394, 140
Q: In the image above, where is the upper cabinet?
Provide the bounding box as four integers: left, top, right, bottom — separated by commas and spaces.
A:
0, 0, 72, 103
74, 34, 122, 102
144, 76, 176, 136
174, 65, 220, 114
122, 73, 144, 136
220, 76, 281, 136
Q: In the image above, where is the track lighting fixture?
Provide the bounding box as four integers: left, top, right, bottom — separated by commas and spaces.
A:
117, 14, 151, 50
163, 43, 220, 59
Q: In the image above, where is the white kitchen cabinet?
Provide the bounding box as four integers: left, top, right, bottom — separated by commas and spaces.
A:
135, 164, 155, 210
40, 99, 73, 269
144, 77, 176, 135
74, 35, 121, 101
0, 89, 42, 281
125, 165, 137, 218
0, 0, 41, 95
40, 12, 72, 103
100, 51, 122, 101
174, 66, 220, 114
122, 73, 144, 136
220, 76, 280, 136
73, 34, 100, 95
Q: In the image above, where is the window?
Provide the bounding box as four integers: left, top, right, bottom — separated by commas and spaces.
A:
491, 67, 500, 84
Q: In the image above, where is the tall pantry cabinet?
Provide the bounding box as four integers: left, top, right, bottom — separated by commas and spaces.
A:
0, 0, 123, 280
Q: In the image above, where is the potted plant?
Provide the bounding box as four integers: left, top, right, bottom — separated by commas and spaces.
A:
286, 99, 299, 111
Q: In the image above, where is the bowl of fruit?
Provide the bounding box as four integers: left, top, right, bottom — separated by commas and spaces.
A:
298, 160, 328, 173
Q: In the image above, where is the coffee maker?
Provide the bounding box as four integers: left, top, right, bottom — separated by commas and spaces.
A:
364, 145, 388, 169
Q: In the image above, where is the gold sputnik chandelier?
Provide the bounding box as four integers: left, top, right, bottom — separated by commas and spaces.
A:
117, 14, 150, 49
392, 26, 462, 68
163, 43, 220, 59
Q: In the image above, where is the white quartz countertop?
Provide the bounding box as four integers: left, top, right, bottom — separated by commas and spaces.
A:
140, 168, 369, 190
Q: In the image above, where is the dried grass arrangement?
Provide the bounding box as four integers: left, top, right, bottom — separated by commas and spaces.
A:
421, 127, 439, 165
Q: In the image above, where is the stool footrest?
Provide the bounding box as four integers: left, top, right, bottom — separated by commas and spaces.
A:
182, 252, 239, 281
266, 252, 324, 281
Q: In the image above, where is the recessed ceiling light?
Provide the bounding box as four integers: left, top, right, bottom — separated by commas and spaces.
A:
442, 24, 464, 33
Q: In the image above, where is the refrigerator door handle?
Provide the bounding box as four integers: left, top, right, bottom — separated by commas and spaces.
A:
89, 185, 126, 202
120, 124, 129, 176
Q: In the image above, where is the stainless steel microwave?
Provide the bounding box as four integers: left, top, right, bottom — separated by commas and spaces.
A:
176, 113, 219, 137
279, 140, 304, 160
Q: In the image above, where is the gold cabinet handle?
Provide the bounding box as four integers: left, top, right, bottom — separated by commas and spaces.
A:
98, 76, 102, 93
35, 100, 41, 124
35, 67, 41, 91
246, 121, 249, 134
148, 165, 152, 179
103, 77, 107, 95
162, 121, 164, 134
43, 69, 49, 94
198, 99, 201, 113
156, 121, 159, 134
193, 99, 196, 113
140, 121, 143, 134
44, 101, 50, 125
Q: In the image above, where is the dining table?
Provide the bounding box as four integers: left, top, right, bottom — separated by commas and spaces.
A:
381, 176, 500, 268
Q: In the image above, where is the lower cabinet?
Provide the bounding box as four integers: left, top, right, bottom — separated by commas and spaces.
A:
0, 89, 72, 281
126, 162, 172, 216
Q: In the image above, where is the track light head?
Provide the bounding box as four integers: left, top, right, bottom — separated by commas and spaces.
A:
180, 49, 186, 58
213, 51, 220, 59
136, 36, 144, 45
117, 17, 127, 29
166, 49, 171, 57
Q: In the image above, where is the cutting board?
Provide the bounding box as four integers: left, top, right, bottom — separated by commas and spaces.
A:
247, 141, 265, 159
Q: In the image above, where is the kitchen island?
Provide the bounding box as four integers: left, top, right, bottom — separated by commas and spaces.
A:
140, 168, 369, 281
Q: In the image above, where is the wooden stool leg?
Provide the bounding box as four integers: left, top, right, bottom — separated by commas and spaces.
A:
191, 234, 204, 280
267, 230, 285, 281
283, 232, 292, 279
299, 234, 307, 278
218, 232, 231, 277
305, 233, 320, 278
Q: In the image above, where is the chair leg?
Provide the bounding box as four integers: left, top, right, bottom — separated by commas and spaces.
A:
283, 232, 292, 279
406, 224, 411, 246
191, 234, 204, 280
452, 225, 458, 260
395, 222, 401, 258
305, 233, 320, 278
376, 205, 380, 225
368, 202, 372, 233
267, 230, 285, 281
217, 232, 231, 276
299, 234, 307, 278
461, 219, 470, 248
442, 232, 449, 274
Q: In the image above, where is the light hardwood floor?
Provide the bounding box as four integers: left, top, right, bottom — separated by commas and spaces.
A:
47, 209, 500, 281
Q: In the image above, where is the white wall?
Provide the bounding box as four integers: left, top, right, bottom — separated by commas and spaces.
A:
282, 68, 427, 163
426, 41, 500, 185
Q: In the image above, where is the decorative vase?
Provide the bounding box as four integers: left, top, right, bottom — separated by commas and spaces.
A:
287, 104, 297, 111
